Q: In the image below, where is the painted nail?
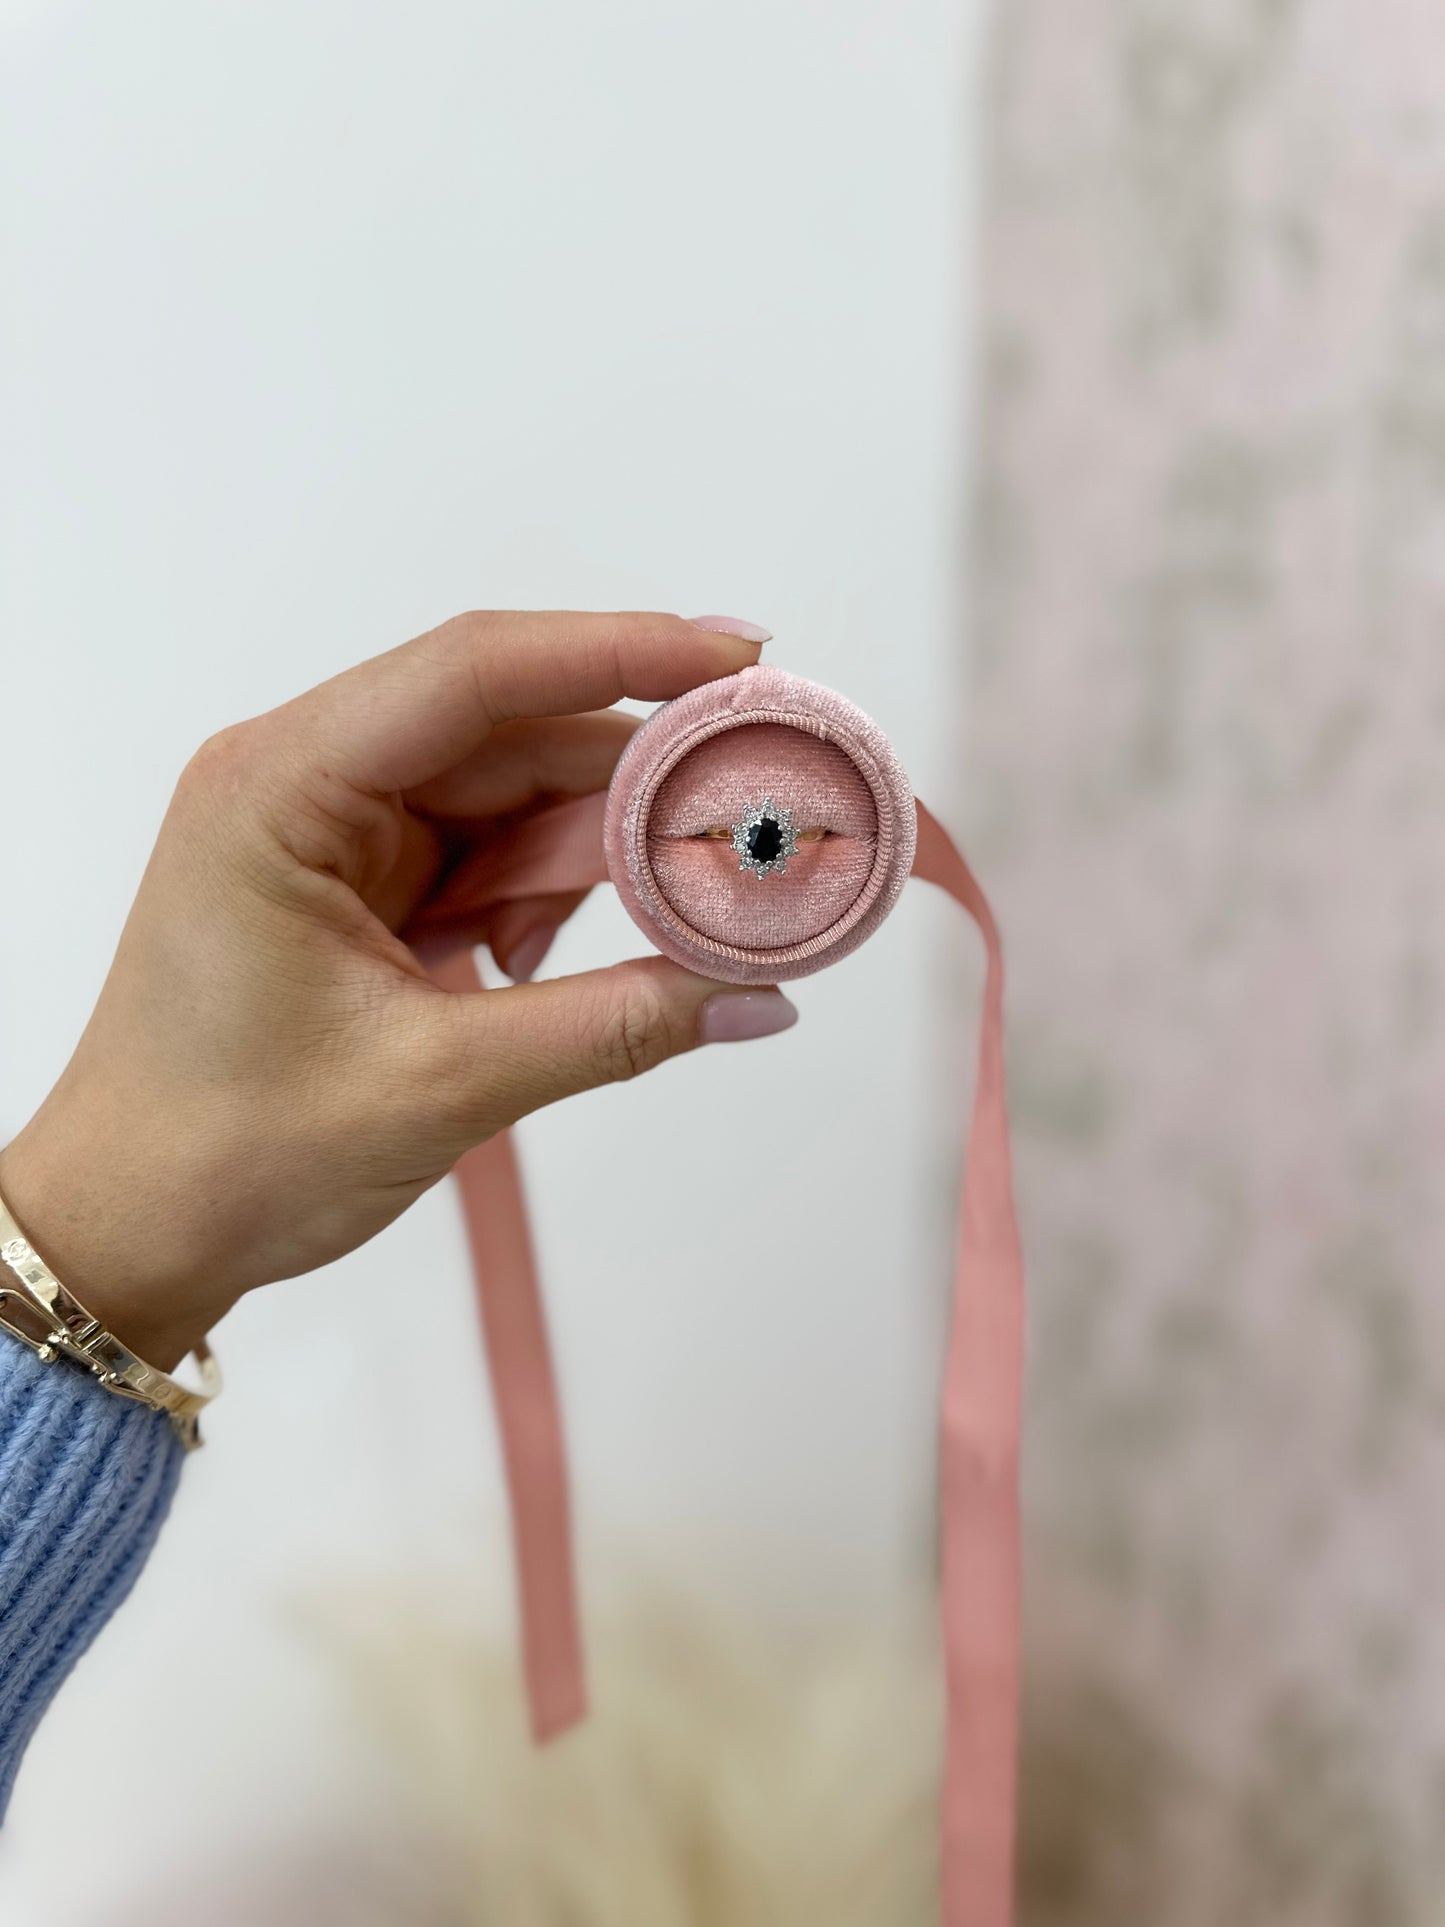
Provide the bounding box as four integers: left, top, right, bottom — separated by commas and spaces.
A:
698, 989, 799, 1045
689, 615, 773, 644
503, 922, 561, 984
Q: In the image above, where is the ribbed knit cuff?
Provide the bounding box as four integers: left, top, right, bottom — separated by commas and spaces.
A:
0, 1335, 184, 1821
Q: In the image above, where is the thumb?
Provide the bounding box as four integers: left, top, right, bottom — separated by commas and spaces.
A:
425, 956, 799, 1141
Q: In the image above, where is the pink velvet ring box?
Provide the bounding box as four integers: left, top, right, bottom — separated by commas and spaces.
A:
604, 665, 918, 982
604, 666, 920, 994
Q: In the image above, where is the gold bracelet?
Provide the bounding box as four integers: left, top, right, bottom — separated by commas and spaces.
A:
0, 1192, 220, 1451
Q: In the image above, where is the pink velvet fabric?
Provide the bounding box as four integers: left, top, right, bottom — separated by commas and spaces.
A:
605, 665, 918, 983
649, 724, 876, 948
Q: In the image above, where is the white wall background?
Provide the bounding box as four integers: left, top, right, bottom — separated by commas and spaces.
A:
0, 2, 986, 1917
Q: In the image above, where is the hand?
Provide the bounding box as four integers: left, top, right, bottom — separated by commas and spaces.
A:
0, 611, 797, 1370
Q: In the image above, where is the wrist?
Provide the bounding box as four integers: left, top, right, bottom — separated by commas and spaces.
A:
0, 1119, 223, 1374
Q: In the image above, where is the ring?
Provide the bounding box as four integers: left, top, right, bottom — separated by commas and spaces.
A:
730, 797, 799, 879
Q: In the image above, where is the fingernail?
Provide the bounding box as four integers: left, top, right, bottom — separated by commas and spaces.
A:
503, 922, 560, 984
698, 989, 798, 1045
689, 615, 773, 644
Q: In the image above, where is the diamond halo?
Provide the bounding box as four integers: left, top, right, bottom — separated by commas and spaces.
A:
730, 797, 799, 879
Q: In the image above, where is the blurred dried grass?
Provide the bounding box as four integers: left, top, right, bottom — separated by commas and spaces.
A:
312, 1588, 942, 1927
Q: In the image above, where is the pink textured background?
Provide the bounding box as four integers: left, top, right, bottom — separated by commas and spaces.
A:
976, 3, 1445, 1919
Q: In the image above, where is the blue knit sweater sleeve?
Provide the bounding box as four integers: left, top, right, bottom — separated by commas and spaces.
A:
0, 1336, 184, 1820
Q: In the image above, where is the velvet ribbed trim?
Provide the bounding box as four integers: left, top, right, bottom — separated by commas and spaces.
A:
0, 1337, 183, 1819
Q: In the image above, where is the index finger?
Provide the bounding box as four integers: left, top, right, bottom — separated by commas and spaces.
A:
274, 610, 769, 795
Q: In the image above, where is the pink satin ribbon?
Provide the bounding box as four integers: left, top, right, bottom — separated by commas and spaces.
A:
411, 790, 1023, 1927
